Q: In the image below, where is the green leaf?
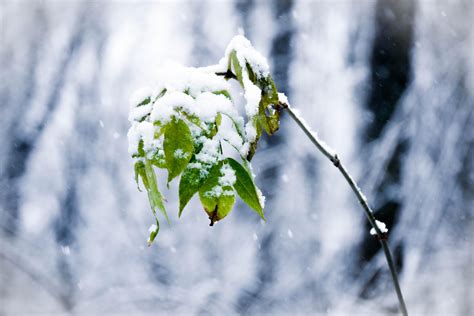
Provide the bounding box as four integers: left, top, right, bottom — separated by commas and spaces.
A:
230, 50, 243, 84
134, 160, 145, 192
215, 112, 222, 128
178, 162, 209, 217
136, 96, 151, 107
182, 112, 205, 131
246, 63, 256, 83
144, 159, 169, 223
153, 88, 167, 102
255, 75, 280, 136
137, 139, 145, 157
199, 162, 236, 225
163, 117, 194, 183
213, 90, 232, 99
226, 157, 265, 220
151, 149, 167, 169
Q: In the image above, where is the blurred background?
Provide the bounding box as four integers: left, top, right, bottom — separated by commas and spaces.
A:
0, 0, 472, 315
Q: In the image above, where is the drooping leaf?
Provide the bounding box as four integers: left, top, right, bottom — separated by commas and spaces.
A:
153, 88, 167, 102
199, 162, 236, 225
163, 117, 194, 183
144, 159, 169, 223
137, 139, 145, 157
134, 160, 145, 192
230, 50, 243, 84
246, 62, 256, 83
226, 157, 265, 220
137, 96, 151, 107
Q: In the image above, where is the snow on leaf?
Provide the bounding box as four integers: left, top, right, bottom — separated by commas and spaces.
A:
144, 159, 169, 224
178, 161, 210, 217
198, 161, 236, 225
163, 117, 194, 184
128, 35, 282, 240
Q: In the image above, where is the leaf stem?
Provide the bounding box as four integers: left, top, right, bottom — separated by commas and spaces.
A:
284, 103, 408, 316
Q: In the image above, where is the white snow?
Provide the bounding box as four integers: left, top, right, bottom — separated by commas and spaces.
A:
195, 136, 220, 164
194, 92, 236, 122
148, 224, 158, 233
278, 92, 289, 105
128, 103, 152, 122
155, 62, 230, 98
173, 148, 185, 159
219, 164, 236, 187
205, 185, 223, 198
129, 86, 152, 108
150, 91, 194, 123
370, 220, 388, 236
256, 187, 265, 208
243, 76, 261, 117
244, 121, 258, 143
223, 35, 270, 77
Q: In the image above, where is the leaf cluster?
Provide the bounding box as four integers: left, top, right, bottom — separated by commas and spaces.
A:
130, 49, 281, 245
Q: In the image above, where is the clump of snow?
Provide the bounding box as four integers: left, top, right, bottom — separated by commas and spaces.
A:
128, 103, 152, 122
194, 92, 236, 122
242, 76, 261, 143
219, 164, 236, 187
137, 121, 155, 152
223, 35, 270, 78
195, 136, 220, 164
174, 148, 190, 159
148, 224, 158, 233
278, 92, 289, 105
243, 77, 261, 117
127, 121, 156, 154
155, 62, 230, 97
204, 185, 223, 198
150, 91, 194, 124
370, 220, 389, 236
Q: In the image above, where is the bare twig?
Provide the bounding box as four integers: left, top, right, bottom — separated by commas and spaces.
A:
215, 70, 408, 315
284, 103, 408, 316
